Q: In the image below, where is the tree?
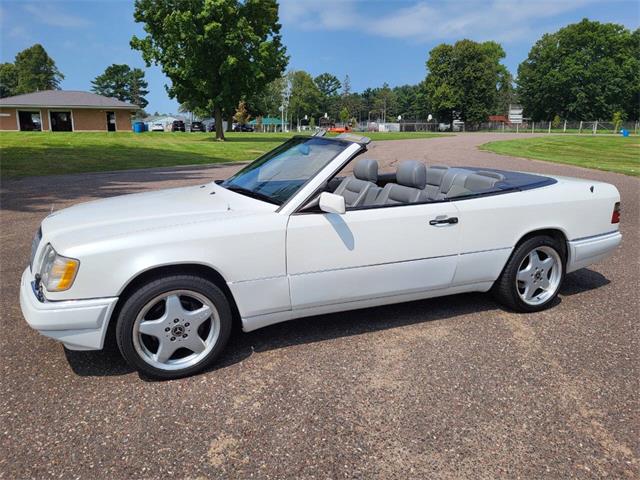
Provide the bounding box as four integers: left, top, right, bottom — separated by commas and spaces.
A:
248, 76, 286, 118
424, 39, 507, 126
12, 44, 64, 94
288, 70, 322, 126
373, 83, 397, 122
517, 19, 640, 121
0, 63, 17, 98
131, 0, 288, 140
233, 100, 251, 124
314, 73, 341, 97
91, 64, 149, 108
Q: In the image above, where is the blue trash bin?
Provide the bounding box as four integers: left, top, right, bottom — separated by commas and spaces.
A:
133, 122, 145, 133
621, 129, 629, 137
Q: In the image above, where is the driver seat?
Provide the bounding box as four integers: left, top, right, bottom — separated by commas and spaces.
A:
333, 159, 379, 207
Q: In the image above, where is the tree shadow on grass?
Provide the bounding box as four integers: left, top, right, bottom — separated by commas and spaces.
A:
1, 150, 248, 214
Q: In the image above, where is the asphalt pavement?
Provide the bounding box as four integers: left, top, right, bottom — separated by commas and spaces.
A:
1, 133, 638, 479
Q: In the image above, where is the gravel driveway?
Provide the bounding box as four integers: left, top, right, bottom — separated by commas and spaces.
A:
1, 133, 638, 479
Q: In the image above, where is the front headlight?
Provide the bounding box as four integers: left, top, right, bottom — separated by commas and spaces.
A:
39, 244, 79, 292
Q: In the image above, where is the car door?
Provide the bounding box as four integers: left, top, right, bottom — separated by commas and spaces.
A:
286, 202, 461, 310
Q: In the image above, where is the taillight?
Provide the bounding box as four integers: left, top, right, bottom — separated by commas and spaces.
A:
611, 202, 621, 224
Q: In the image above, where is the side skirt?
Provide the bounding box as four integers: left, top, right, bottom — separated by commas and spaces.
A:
241, 281, 493, 332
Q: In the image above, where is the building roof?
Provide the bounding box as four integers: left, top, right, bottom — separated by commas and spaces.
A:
0, 90, 138, 109
249, 116, 282, 126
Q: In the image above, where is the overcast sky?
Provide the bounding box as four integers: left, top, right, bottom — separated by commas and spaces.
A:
1, 0, 638, 113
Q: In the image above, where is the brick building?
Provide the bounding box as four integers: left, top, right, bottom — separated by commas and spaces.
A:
0, 90, 138, 132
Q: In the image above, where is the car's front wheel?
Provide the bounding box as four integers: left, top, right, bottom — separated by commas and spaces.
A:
116, 275, 232, 379
492, 235, 565, 312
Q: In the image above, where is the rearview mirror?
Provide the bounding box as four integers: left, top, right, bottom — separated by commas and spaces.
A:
319, 192, 346, 215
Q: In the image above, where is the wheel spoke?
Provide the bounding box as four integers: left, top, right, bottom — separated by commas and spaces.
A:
539, 276, 551, 290
540, 257, 554, 270
155, 339, 178, 363
164, 294, 186, 319
138, 319, 166, 338
185, 335, 207, 354
523, 284, 536, 300
517, 266, 533, 282
183, 305, 212, 328
529, 250, 542, 269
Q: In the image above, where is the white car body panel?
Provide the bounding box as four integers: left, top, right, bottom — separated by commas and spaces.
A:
20, 137, 622, 351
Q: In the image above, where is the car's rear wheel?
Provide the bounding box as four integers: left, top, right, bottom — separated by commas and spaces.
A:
116, 275, 232, 379
492, 235, 565, 312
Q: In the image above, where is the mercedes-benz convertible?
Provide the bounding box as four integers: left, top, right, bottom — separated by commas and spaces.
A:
20, 133, 622, 378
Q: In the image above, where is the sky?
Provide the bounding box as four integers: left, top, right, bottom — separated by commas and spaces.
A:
1, 0, 638, 114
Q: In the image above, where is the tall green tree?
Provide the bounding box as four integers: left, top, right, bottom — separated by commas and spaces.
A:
0, 63, 17, 98
424, 39, 507, 126
314, 73, 341, 97
518, 19, 640, 121
91, 64, 149, 108
131, 0, 288, 140
288, 70, 322, 125
10, 44, 64, 94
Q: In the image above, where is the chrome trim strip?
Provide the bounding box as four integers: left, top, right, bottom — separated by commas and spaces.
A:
571, 230, 620, 242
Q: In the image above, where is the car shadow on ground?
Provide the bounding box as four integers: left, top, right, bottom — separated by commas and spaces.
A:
63, 267, 610, 380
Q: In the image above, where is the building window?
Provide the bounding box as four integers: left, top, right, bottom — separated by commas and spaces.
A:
18, 111, 42, 131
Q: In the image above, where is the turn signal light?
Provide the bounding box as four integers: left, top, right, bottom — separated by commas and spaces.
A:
611, 202, 621, 224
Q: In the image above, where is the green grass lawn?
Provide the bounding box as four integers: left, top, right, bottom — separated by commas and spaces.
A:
0, 131, 445, 179
480, 135, 640, 176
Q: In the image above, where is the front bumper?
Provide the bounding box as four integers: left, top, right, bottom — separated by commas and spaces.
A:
19, 268, 118, 351
566, 231, 622, 273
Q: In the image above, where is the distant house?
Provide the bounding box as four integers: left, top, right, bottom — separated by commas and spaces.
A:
0, 90, 138, 132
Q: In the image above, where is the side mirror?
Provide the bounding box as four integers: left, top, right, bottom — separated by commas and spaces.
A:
319, 192, 346, 215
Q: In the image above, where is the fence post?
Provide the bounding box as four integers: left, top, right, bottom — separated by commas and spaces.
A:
593, 120, 598, 135
563, 119, 567, 133
548, 121, 552, 134
531, 122, 535, 134
579, 121, 583, 134
516, 123, 519, 134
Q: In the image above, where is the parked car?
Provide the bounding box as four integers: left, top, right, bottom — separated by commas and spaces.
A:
190, 121, 205, 132
206, 122, 216, 132
20, 133, 622, 379
150, 123, 165, 132
171, 120, 185, 132
233, 123, 254, 132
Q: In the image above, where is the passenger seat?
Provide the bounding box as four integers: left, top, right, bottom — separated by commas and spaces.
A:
374, 160, 427, 205
333, 159, 379, 207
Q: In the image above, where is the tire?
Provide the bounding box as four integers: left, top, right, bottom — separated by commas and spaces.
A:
116, 275, 232, 379
492, 235, 566, 313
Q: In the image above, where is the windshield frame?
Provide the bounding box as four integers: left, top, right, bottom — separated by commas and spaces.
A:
221, 136, 355, 206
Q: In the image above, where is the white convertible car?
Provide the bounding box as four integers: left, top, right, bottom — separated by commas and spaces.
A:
20, 133, 622, 378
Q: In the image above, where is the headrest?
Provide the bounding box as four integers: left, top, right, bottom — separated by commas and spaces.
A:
476, 170, 505, 181
396, 160, 427, 189
464, 173, 499, 191
353, 158, 378, 182
426, 165, 449, 186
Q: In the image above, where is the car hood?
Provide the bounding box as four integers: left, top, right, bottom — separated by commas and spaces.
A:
41, 183, 276, 251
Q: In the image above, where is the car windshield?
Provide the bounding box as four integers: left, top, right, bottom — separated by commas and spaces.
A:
221, 136, 349, 205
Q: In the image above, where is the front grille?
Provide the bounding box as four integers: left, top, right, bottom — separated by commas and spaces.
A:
30, 227, 42, 272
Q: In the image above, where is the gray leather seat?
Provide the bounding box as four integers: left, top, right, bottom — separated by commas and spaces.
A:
333, 159, 379, 207
422, 165, 449, 200
446, 171, 505, 198
374, 160, 427, 205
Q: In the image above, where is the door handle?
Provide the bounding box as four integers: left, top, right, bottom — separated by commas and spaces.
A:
429, 216, 458, 226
